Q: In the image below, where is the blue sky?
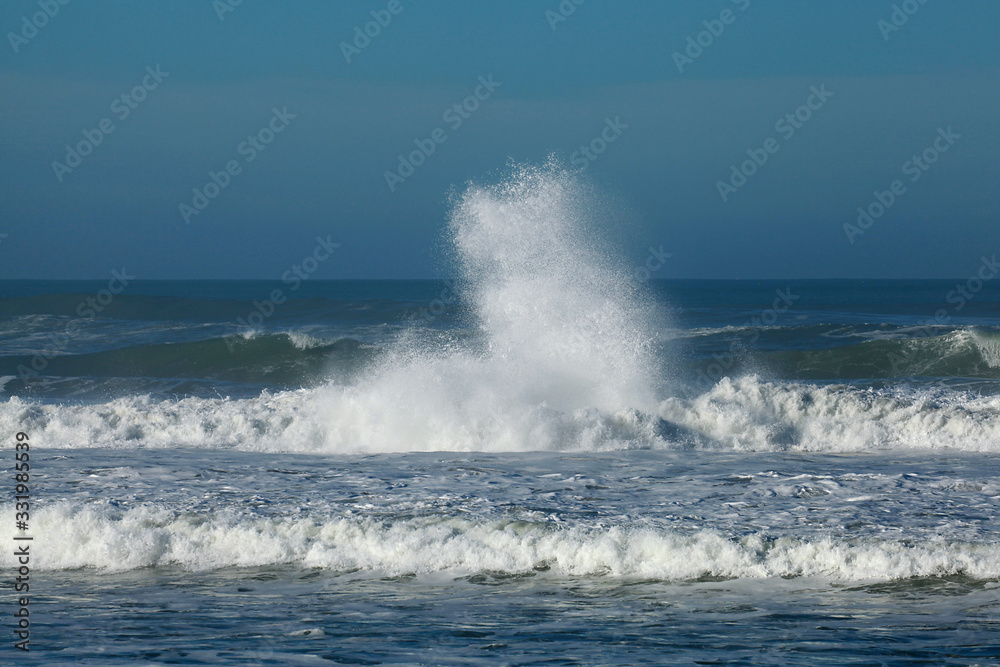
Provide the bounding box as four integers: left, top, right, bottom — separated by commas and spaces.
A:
1, 0, 997, 279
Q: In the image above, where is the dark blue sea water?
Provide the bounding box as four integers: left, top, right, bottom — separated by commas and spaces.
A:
3, 275, 999, 665
3, 277, 998, 401
2, 171, 1000, 664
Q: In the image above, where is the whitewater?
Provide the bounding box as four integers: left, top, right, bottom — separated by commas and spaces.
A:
2, 164, 999, 664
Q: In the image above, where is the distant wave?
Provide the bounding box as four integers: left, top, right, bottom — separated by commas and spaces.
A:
0, 292, 394, 322
770, 327, 1000, 379
0, 333, 377, 390
5, 503, 998, 581
683, 325, 1000, 381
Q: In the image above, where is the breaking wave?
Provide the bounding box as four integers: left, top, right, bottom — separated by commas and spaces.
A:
5, 503, 998, 581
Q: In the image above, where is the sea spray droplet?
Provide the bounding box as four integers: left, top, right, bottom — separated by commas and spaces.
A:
314, 162, 667, 452
448, 162, 661, 413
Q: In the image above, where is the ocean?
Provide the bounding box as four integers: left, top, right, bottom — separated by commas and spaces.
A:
2, 170, 1000, 664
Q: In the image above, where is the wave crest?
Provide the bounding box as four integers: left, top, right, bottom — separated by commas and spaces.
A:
7, 502, 998, 581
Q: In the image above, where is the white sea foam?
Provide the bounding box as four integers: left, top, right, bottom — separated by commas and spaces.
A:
285, 331, 336, 350
5, 375, 1000, 452
4, 502, 998, 581
0, 392, 327, 450
658, 375, 1000, 452
970, 329, 1000, 368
